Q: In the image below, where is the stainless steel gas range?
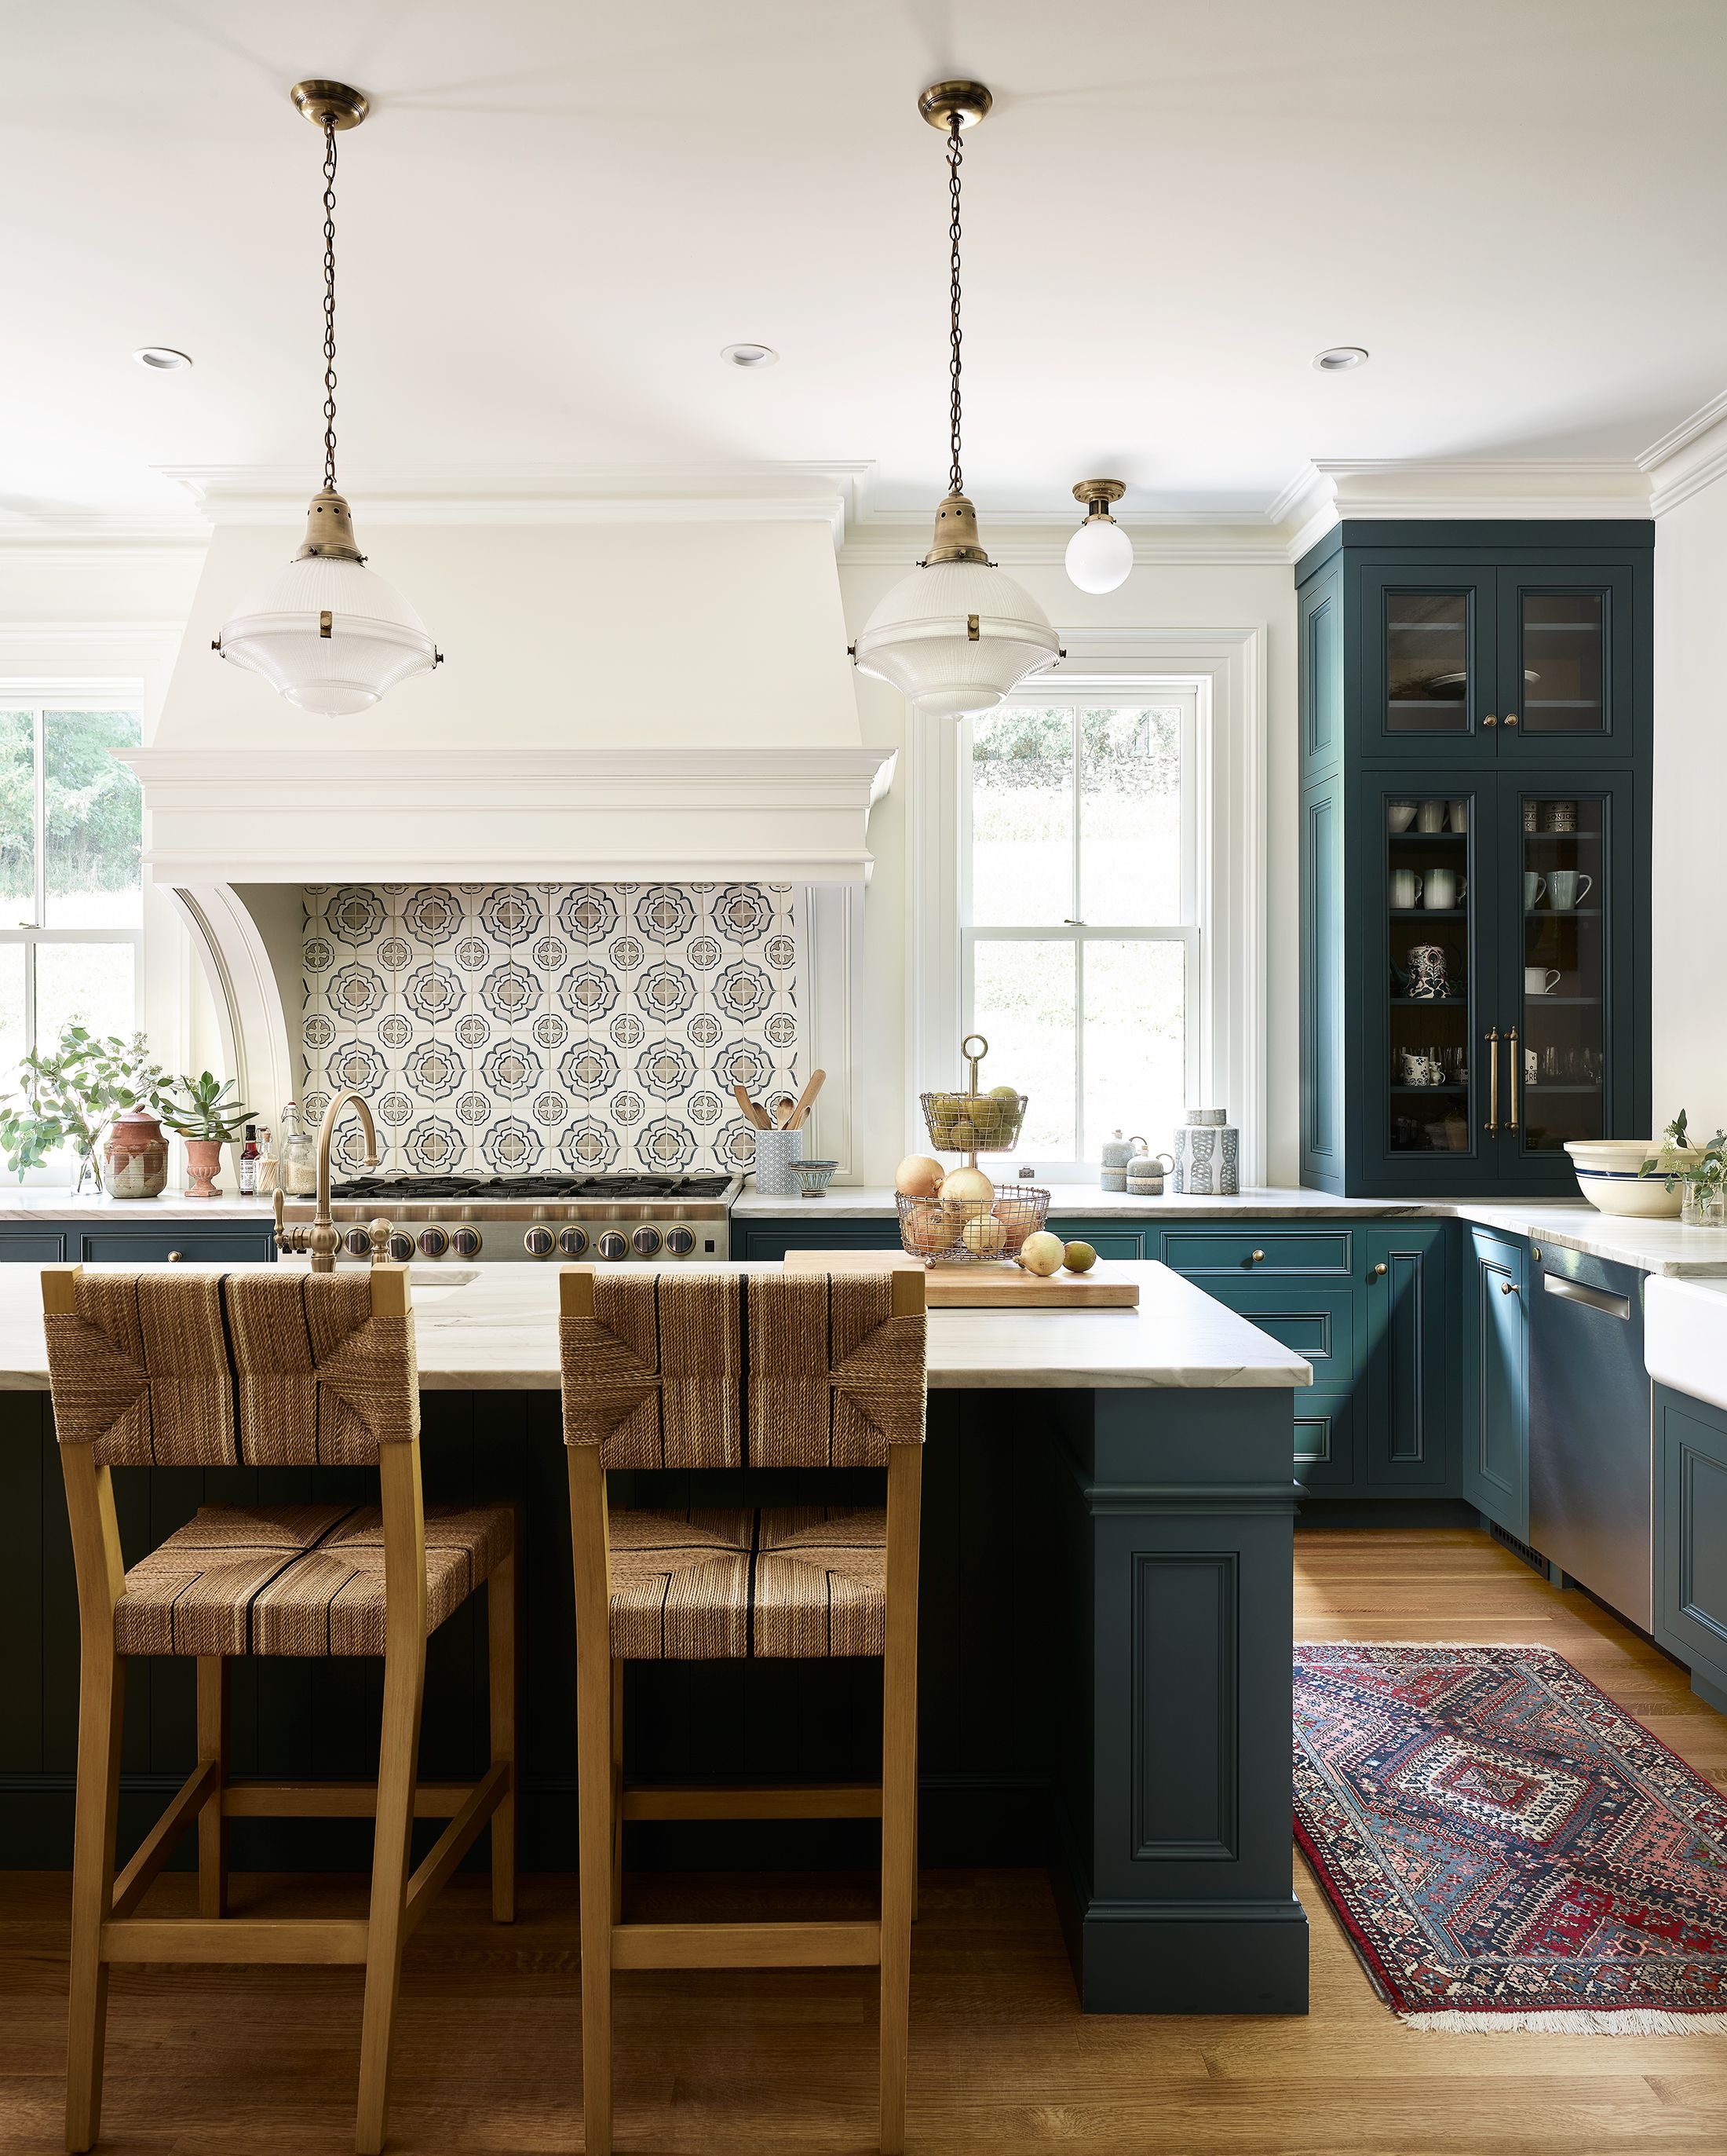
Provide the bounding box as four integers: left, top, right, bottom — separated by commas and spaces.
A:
279, 1172, 740, 1263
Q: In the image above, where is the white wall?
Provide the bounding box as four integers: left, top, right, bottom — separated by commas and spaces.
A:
1652, 484, 1727, 1135
839, 552, 1301, 1186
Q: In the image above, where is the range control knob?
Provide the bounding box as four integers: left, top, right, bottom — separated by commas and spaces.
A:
418, 1226, 450, 1259
344, 1226, 374, 1258
558, 1224, 590, 1257
523, 1225, 556, 1258
386, 1231, 416, 1264
451, 1225, 483, 1258
596, 1230, 628, 1262
632, 1225, 663, 1258
665, 1225, 696, 1256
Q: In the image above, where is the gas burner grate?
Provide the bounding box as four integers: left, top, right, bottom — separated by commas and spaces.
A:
330, 1173, 732, 1203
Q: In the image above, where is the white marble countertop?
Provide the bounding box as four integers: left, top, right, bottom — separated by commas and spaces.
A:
0, 1189, 275, 1219
734, 1183, 1431, 1219
0, 1259, 1311, 1397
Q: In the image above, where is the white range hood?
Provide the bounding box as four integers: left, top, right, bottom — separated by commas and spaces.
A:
127, 474, 894, 885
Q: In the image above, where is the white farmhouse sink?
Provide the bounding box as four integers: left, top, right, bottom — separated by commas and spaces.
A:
1645, 1275, 1727, 1413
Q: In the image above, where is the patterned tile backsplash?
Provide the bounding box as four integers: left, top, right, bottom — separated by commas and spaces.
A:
301, 883, 801, 1178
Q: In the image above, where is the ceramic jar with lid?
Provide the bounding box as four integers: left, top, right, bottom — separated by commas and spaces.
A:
1125, 1150, 1178, 1198
99, 1105, 170, 1199
1099, 1130, 1148, 1193
1171, 1108, 1240, 1196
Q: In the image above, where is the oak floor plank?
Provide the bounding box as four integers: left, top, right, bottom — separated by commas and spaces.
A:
1, 1528, 1723, 2154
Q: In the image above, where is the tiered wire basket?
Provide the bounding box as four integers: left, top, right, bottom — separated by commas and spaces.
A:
902, 1032, 1044, 1263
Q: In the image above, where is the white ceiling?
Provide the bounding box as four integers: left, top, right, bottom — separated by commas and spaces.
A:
8, 0, 1727, 526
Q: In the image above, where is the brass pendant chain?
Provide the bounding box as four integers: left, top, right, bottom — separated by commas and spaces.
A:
946, 114, 964, 497
320, 115, 339, 493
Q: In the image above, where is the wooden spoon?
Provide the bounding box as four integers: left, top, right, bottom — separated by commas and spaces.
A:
769, 1096, 798, 1128
732, 1084, 771, 1131
786, 1069, 827, 1129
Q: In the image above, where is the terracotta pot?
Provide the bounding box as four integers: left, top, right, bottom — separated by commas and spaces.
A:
100, 1107, 170, 1200
182, 1137, 225, 1200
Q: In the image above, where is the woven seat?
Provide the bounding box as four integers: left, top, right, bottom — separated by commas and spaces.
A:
609, 1504, 886, 1661
115, 1500, 513, 1658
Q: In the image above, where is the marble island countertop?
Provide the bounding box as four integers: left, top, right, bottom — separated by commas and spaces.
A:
0, 1258, 1311, 1396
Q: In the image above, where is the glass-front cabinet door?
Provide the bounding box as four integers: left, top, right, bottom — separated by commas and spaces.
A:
1489, 777, 1639, 1181
1496, 566, 1637, 762
1370, 773, 1495, 1186
1361, 567, 1497, 755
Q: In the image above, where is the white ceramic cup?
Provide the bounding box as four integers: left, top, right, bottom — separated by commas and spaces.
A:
1390, 869, 1423, 909
1524, 872, 1547, 909
1547, 871, 1594, 910
1387, 802, 1418, 831
1416, 799, 1447, 833
1524, 966, 1562, 996
1448, 799, 1469, 831
1424, 869, 1459, 909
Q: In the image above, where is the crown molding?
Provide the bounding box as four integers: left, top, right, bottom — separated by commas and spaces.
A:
1638, 388, 1727, 473
1636, 387, 1727, 515
1277, 456, 1652, 560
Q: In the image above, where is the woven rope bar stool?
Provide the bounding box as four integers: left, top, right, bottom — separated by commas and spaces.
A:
42, 1263, 517, 2156
560, 1264, 926, 2156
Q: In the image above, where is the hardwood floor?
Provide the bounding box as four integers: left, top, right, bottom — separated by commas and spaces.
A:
2, 1527, 1723, 2154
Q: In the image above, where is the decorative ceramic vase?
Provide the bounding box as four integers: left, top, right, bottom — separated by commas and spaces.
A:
1099, 1130, 1148, 1193
1171, 1109, 1240, 1196
100, 1107, 170, 1199
752, 1126, 803, 1197
1125, 1151, 1177, 1197
182, 1138, 225, 1200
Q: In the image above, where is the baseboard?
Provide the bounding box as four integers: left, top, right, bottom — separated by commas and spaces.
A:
1691, 1666, 1727, 1719
1296, 1498, 1475, 1529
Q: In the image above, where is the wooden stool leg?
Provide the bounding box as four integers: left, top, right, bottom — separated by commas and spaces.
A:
487, 1548, 517, 1924
196, 1656, 229, 1920
610, 1662, 624, 1924
571, 1445, 615, 2156
878, 1445, 921, 2156
66, 1644, 123, 2154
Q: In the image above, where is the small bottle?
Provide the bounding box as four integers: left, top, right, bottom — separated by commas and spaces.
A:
279, 1101, 318, 1196
237, 1123, 261, 1196
256, 1124, 278, 1196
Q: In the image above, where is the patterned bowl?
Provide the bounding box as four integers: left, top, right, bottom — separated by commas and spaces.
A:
792, 1159, 838, 1199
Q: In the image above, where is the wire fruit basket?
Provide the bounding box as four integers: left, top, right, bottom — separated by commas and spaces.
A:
919, 1032, 1027, 1161
896, 1186, 1051, 1263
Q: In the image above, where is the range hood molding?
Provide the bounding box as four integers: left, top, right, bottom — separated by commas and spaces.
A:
119, 744, 896, 885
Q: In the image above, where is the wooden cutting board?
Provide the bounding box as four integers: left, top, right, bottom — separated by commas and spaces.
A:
782, 1248, 1138, 1308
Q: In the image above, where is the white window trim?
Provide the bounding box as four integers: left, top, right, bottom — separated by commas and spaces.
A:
904, 627, 1268, 1185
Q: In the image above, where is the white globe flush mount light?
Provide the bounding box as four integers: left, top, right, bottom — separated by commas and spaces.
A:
1064, 480, 1133, 594
852, 82, 1061, 722
214, 80, 440, 718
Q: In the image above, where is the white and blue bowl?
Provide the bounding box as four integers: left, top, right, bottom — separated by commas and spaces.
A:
1565, 1138, 1695, 1219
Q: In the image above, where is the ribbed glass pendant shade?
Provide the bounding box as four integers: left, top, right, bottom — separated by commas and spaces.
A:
854, 558, 1061, 720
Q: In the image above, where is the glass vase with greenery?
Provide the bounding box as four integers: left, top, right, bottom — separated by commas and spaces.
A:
0, 1025, 170, 1193
1641, 1111, 1727, 1224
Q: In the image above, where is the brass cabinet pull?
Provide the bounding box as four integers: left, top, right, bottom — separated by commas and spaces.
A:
1500, 1280, 1520, 1295
1503, 712, 1519, 726
1507, 1025, 1520, 1131
1484, 1026, 1499, 1133
1532, 1244, 1542, 1262
1482, 714, 1498, 728
1371, 1263, 1388, 1278
1251, 1249, 1265, 1264
167, 1251, 184, 1262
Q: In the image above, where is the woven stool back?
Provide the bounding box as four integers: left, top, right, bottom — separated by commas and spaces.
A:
559, 1270, 926, 1468
42, 1267, 418, 1467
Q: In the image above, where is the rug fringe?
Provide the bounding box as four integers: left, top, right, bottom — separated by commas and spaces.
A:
1294, 1639, 1551, 1649
1400, 2008, 1727, 2034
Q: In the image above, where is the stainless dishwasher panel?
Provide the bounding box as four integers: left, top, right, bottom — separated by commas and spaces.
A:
1528, 1246, 1651, 1628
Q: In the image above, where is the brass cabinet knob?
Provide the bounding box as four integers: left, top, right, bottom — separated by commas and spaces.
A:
1482, 714, 1498, 728
1503, 712, 1519, 727
1501, 1280, 1520, 1295
1532, 1244, 1542, 1262
1371, 1263, 1388, 1278
167, 1250, 184, 1262
1251, 1248, 1265, 1264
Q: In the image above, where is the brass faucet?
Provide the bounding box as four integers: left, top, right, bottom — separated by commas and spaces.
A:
272, 1089, 389, 1274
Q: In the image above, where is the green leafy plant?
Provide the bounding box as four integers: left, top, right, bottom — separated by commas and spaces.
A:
1641, 1110, 1727, 1205
159, 1071, 255, 1144
0, 1025, 170, 1182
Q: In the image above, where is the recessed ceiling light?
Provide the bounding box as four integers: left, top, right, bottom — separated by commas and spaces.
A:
1313, 345, 1369, 372
721, 342, 778, 368
133, 346, 193, 371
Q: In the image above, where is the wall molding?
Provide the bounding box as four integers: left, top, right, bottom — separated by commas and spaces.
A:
1276, 457, 1652, 561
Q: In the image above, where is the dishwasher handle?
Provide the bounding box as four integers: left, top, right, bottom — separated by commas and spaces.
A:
1541, 1273, 1631, 1321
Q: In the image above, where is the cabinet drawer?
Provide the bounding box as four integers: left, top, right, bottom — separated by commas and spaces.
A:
1046, 1224, 1148, 1260
1655, 1387, 1727, 1692
78, 1230, 276, 1264
1194, 1281, 1356, 1384
0, 1230, 71, 1262
1294, 1390, 1356, 1487
1161, 1227, 1353, 1277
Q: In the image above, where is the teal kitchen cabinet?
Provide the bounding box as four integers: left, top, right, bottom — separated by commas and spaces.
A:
1459, 1226, 1528, 1538
1654, 1383, 1727, 1718
0, 1219, 278, 1265
1360, 1223, 1449, 1485
1297, 521, 1652, 1198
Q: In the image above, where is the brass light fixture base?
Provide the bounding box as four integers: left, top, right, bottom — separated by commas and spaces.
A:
294, 488, 365, 564
1073, 479, 1126, 511
921, 491, 992, 567
290, 79, 369, 130
918, 80, 992, 131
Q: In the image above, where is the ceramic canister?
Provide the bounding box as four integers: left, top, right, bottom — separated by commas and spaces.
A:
99, 1106, 169, 1199
1099, 1130, 1148, 1193
1125, 1151, 1178, 1197
1171, 1109, 1240, 1195
752, 1125, 805, 1197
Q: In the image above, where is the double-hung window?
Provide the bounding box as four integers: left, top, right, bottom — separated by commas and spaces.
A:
0, 706, 144, 1076
961, 689, 1199, 1175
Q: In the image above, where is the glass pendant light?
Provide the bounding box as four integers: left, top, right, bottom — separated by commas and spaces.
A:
215, 81, 440, 718
1065, 480, 1134, 594
853, 83, 1060, 722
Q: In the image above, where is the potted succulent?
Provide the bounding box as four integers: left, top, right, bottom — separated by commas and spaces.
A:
159, 1072, 256, 1199
1641, 1111, 1727, 1226
0, 1025, 171, 1197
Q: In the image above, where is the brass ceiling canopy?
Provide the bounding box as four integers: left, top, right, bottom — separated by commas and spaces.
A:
1073, 480, 1127, 513
918, 80, 992, 131
290, 79, 369, 131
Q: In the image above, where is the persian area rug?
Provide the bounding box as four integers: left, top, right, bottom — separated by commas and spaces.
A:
1293, 1643, 1727, 2030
